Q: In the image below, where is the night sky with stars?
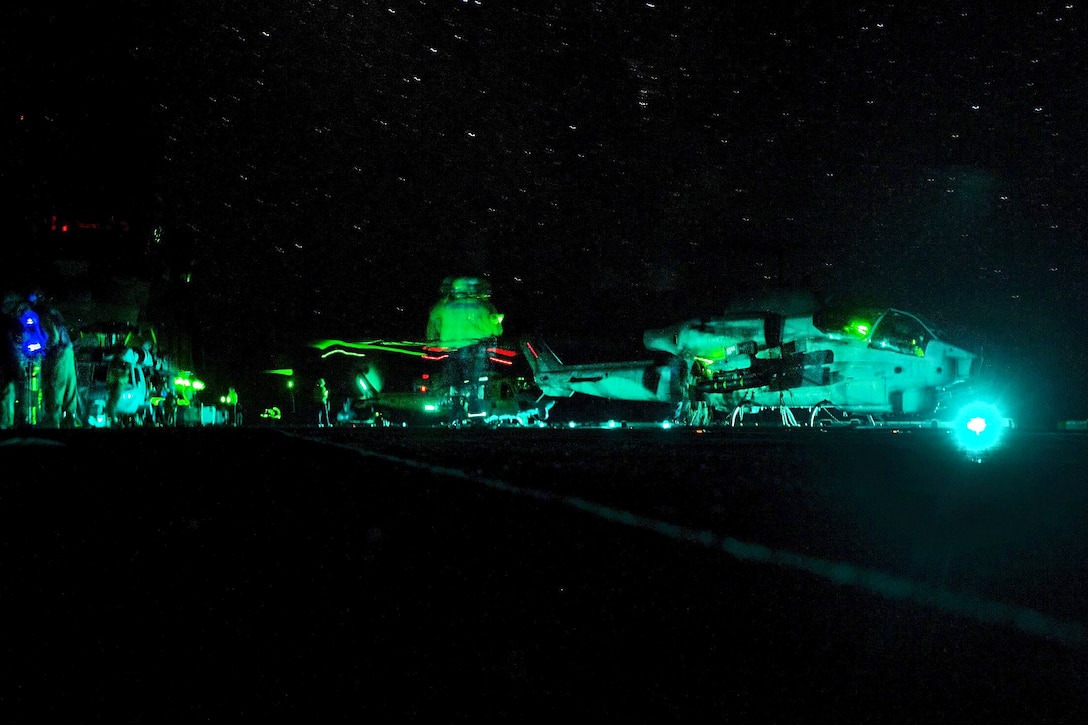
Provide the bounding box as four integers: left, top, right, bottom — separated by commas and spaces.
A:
4, 1, 1087, 427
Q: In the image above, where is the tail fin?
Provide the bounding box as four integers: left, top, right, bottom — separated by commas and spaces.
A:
521, 337, 564, 375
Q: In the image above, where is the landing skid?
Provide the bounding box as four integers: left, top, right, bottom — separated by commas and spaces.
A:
721, 400, 880, 428
641, 395, 982, 430
808, 400, 946, 429
678, 398, 937, 429
808, 400, 877, 428
728, 401, 802, 427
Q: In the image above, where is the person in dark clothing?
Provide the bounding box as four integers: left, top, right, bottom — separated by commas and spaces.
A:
36, 300, 80, 428
0, 300, 24, 429
2, 290, 77, 428
313, 378, 330, 427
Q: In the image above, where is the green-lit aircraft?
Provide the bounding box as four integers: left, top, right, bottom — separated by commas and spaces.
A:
522, 291, 991, 428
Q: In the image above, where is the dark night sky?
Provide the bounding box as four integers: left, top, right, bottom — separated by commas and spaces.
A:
4, 1, 1087, 426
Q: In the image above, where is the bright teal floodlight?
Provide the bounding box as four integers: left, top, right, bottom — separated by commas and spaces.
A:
953, 401, 1007, 455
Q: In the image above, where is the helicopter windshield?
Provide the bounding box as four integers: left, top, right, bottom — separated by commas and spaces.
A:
870, 310, 933, 356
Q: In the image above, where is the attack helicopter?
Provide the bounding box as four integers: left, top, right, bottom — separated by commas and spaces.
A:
521, 289, 993, 428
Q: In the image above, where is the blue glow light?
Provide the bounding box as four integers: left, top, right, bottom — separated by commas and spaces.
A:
953, 401, 1007, 455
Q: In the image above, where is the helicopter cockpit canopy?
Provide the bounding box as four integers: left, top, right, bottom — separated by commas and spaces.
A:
868, 309, 936, 356
812, 303, 883, 338
814, 305, 942, 357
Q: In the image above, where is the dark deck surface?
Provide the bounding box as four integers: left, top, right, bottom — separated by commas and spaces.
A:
2, 425, 1086, 722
